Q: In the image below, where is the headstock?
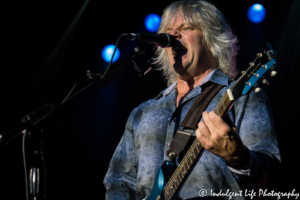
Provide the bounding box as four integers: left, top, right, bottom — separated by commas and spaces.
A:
231, 43, 278, 99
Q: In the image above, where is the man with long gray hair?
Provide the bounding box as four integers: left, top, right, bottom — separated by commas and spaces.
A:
104, 0, 280, 199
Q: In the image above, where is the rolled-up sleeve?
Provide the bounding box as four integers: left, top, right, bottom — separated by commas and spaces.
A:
228, 89, 281, 186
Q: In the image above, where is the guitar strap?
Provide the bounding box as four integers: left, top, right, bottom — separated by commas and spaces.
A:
166, 82, 224, 159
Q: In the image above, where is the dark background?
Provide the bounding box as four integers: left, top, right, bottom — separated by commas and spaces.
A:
1, 0, 299, 199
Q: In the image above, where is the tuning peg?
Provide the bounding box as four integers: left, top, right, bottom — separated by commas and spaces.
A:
262, 79, 269, 85
270, 71, 277, 77
253, 73, 259, 77
261, 65, 267, 69
255, 87, 261, 93
257, 53, 262, 58
249, 62, 255, 67
241, 71, 246, 74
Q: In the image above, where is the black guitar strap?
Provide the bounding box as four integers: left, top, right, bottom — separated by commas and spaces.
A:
166, 82, 224, 159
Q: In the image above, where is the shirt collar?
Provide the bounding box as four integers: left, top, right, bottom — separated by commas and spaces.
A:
161, 68, 229, 97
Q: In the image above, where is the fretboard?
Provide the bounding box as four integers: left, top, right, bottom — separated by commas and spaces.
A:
163, 89, 234, 200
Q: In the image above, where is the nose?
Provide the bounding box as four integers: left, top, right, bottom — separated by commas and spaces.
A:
168, 29, 181, 38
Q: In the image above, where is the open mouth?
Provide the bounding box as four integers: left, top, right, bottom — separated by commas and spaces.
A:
172, 45, 187, 57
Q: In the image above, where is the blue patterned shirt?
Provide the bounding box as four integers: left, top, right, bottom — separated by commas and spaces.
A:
103, 69, 281, 200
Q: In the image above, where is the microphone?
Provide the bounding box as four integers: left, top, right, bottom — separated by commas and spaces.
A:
122, 33, 176, 48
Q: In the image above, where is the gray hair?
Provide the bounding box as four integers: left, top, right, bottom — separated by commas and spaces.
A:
153, 0, 239, 86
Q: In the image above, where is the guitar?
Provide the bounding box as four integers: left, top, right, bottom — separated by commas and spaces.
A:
144, 43, 278, 200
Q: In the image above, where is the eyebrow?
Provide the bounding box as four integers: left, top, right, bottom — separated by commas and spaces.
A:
166, 23, 190, 30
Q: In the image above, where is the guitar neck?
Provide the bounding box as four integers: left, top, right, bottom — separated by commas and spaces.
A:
163, 89, 234, 200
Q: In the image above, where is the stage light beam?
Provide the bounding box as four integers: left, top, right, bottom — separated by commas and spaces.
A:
101, 45, 120, 63
145, 14, 161, 32
247, 4, 266, 23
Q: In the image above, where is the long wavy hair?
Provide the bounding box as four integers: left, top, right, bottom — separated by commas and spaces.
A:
153, 0, 239, 86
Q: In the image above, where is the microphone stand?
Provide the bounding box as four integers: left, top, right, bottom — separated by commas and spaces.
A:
0, 43, 148, 200
25, 127, 46, 200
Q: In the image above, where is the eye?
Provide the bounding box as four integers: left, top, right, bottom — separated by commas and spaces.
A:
182, 26, 191, 30
166, 29, 172, 33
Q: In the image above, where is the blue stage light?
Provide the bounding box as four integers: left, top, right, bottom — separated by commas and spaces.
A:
101, 45, 120, 63
145, 14, 161, 32
247, 4, 266, 23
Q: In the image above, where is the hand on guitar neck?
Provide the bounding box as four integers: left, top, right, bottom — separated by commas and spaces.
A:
195, 111, 248, 167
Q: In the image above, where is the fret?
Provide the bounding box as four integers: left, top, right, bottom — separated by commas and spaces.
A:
170, 186, 173, 194
167, 188, 172, 196
193, 146, 198, 157
171, 186, 175, 194
165, 191, 170, 200
164, 190, 169, 199
172, 179, 176, 188
181, 170, 184, 178
222, 101, 226, 110
164, 194, 168, 200
192, 152, 195, 159
176, 176, 180, 185
168, 193, 172, 200
216, 103, 222, 114
173, 178, 178, 188
170, 178, 174, 187
189, 155, 193, 163
166, 189, 171, 196
196, 144, 200, 153
164, 185, 169, 192
166, 193, 170, 200
167, 193, 171, 200
178, 173, 182, 182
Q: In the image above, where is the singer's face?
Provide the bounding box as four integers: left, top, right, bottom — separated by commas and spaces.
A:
165, 15, 216, 81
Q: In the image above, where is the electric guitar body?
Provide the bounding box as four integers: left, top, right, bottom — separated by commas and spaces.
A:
144, 160, 176, 200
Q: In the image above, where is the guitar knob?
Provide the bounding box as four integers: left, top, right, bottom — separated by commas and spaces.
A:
255, 87, 261, 93
262, 79, 269, 85
270, 71, 277, 77
168, 152, 176, 159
